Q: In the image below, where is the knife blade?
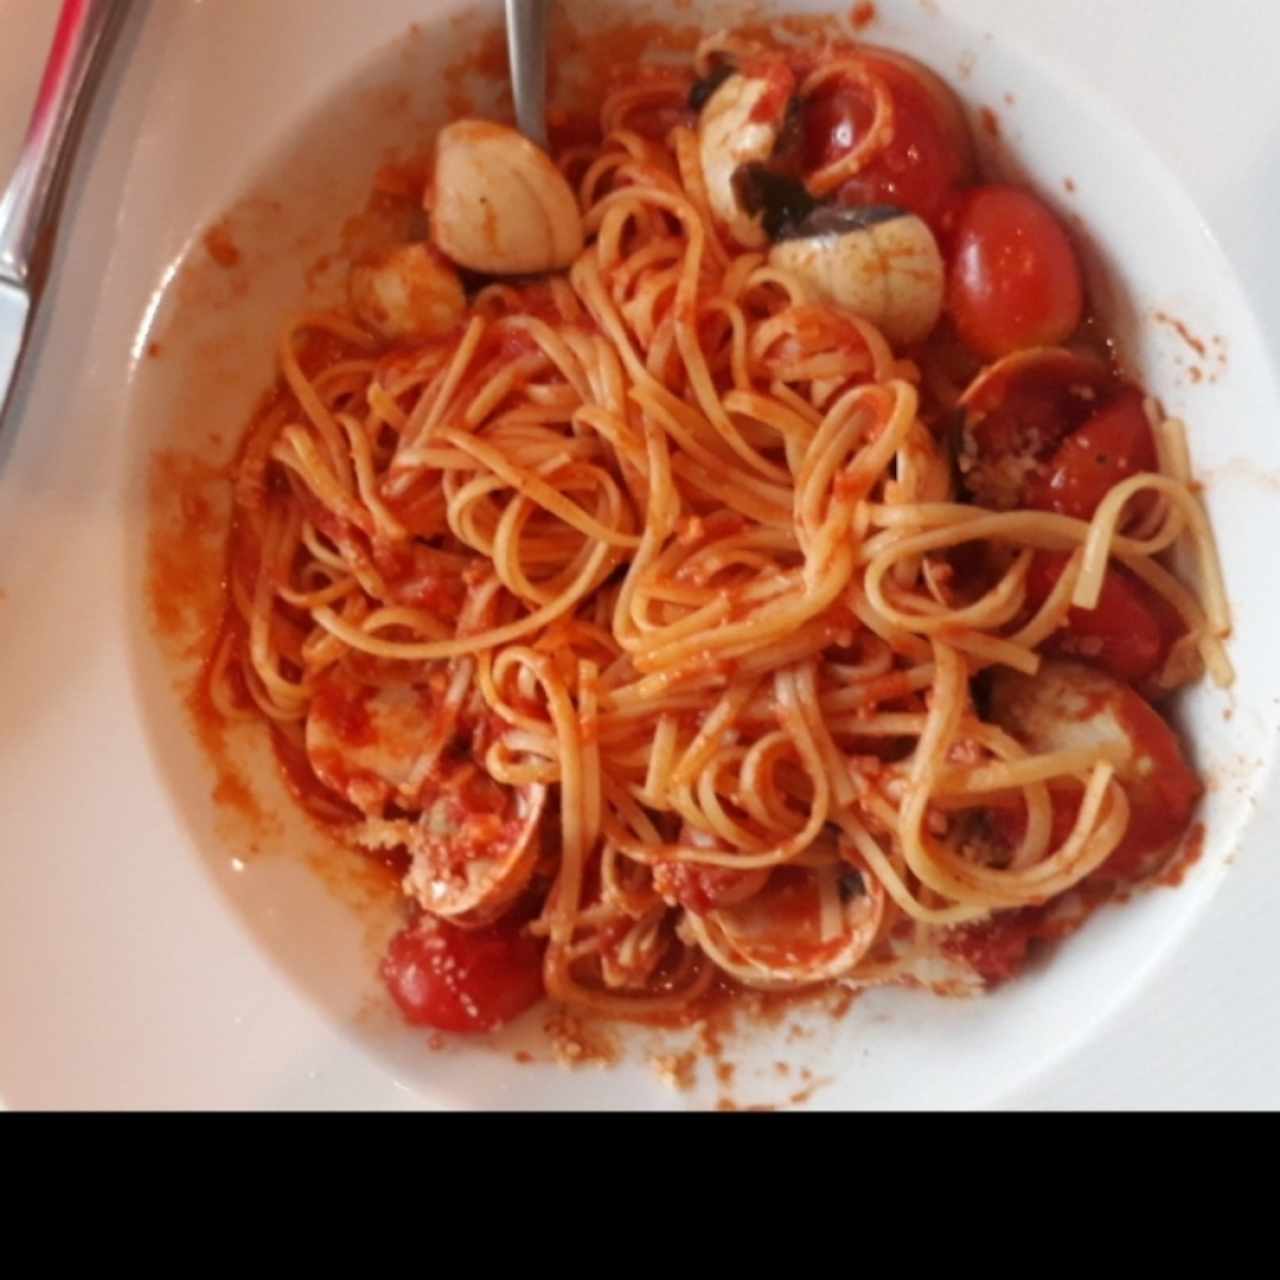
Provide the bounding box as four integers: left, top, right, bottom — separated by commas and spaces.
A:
0, 277, 30, 420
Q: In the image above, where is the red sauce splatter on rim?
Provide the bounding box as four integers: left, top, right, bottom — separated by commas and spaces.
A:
204, 221, 242, 269
146, 450, 227, 650
1157, 822, 1207, 888
1154, 311, 1208, 359
850, 2, 878, 30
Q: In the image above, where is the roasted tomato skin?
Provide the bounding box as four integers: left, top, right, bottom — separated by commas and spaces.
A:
801, 49, 973, 230
381, 916, 545, 1034
1026, 388, 1158, 520
955, 349, 1113, 511
988, 660, 1202, 881
947, 186, 1084, 358
1025, 551, 1185, 686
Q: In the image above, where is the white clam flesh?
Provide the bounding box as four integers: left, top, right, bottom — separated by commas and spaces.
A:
306, 676, 433, 816
430, 120, 584, 275
988, 660, 1154, 783
404, 779, 547, 926
349, 242, 466, 342
697, 69, 790, 248
769, 207, 945, 344
682, 862, 884, 990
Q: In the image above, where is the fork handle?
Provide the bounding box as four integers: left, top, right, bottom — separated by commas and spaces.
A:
0, 0, 131, 290
505, 0, 549, 150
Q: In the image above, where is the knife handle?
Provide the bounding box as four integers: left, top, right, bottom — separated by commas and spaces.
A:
0, 0, 131, 291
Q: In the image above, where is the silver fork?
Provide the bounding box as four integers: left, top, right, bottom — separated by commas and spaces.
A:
0, 0, 132, 426
506, 0, 549, 148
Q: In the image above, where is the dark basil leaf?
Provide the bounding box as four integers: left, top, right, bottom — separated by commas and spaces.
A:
688, 63, 735, 111
732, 164, 818, 240
775, 202, 906, 241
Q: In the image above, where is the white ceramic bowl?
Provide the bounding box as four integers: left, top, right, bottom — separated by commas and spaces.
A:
1, 0, 1277, 1109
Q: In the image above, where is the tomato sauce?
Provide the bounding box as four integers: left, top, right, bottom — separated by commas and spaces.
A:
1157, 822, 1207, 888
204, 221, 242, 270
745, 60, 796, 124
389, 564, 467, 616
310, 678, 377, 748
850, 3, 878, 32
292, 326, 368, 380
942, 883, 1113, 984
653, 861, 762, 915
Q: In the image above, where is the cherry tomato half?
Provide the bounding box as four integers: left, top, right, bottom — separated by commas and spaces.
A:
1107, 683, 1202, 876
947, 185, 1084, 359
988, 661, 1202, 882
382, 915, 545, 1034
1043, 708, 1200, 882
801, 50, 973, 229
955, 348, 1113, 511
1026, 387, 1157, 520
1025, 551, 1185, 686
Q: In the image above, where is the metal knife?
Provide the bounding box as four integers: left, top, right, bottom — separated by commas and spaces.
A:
0, 0, 131, 427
